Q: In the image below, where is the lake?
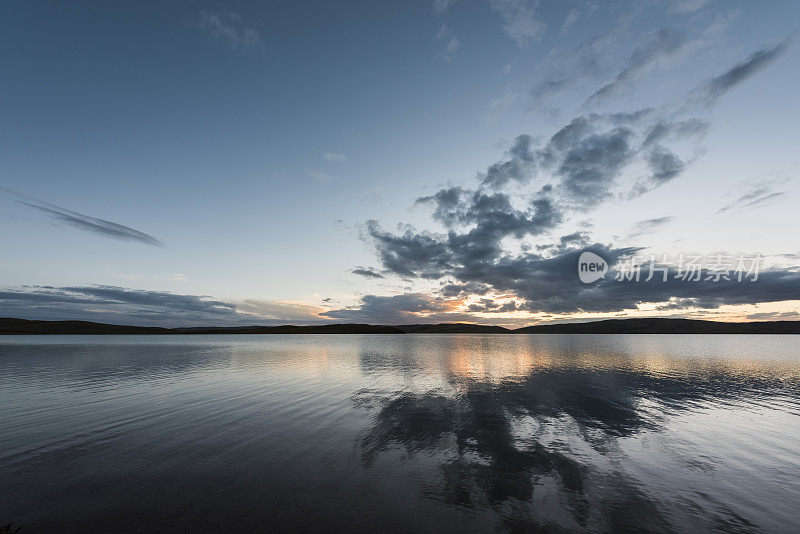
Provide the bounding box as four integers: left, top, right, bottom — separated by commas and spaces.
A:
1, 334, 799, 532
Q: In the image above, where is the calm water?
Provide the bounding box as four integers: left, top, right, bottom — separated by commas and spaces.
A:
1, 334, 799, 533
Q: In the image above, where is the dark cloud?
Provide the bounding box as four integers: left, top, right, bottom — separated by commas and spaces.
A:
467, 298, 518, 313
344, 245, 800, 317
536, 231, 593, 255
27, 202, 164, 246
368, 190, 562, 280
360, 91, 789, 314
555, 126, 633, 203
352, 41, 795, 320
470, 135, 537, 189
415, 110, 695, 233
530, 76, 570, 103
0, 285, 242, 326
500, 250, 800, 314
629, 146, 686, 197
363, 110, 696, 307
642, 119, 708, 147
586, 28, 686, 105
440, 281, 492, 297
320, 293, 462, 324
351, 267, 384, 279
700, 39, 791, 105
535, 110, 694, 203
0, 188, 163, 246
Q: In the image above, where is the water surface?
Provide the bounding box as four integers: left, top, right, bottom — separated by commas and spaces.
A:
1, 334, 799, 532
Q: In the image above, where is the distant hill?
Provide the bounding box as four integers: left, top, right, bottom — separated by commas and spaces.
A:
0, 319, 403, 335
395, 323, 511, 334
515, 318, 800, 334
0, 318, 173, 335
0, 317, 798, 335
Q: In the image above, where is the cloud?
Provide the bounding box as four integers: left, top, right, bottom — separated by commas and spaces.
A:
440, 281, 492, 297
387, 187, 562, 279
369, 110, 699, 287
627, 216, 674, 239
528, 31, 625, 105
479, 134, 535, 188
670, 0, 713, 14
351, 267, 384, 279
351, 41, 795, 319
0, 285, 332, 326
489, 0, 546, 47
586, 28, 686, 106
698, 39, 791, 105
432, 0, 457, 15
560, 8, 580, 35
436, 24, 461, 62
236, 300, 326, 322
323, 152, 347, 161
628, 145, 685, 197
716, 184, 787, 214
307, 170, 331, 182
530, 77, 570, 104
195, 11, 265, 51
467, 298, 518, 313
552, 124, 634, 203
329, 247, 800, 318
321, 293, 446, 322
486, 90, 517, 122
642, 119, 709, 147
2, 189, 163, 246
0, 285, 241, 326
745, 310, 800, 321
24, 203, 164, 246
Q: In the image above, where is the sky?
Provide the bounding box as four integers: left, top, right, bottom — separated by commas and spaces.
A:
1, 0, 798, 327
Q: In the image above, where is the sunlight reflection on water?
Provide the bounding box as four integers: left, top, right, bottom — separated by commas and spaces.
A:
1, 334, 799, 532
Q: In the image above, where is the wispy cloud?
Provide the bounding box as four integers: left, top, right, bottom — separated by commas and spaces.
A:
717, 184, 788, 214
560, 8, 580, 35
236, 299, 325, 322
0, 285, 238, 326
486, 89, 517, 122
321, 293, 471, 324
437, 24, 461, 62
489, 0, 546, 47
323, 152, 347, 162
670, 0, 713, 14
697, 39, 791, 105
307, 170, 332, 182
432, 0, 457, 15
2, 188, 163, 246
351, 267, 384, 279
586, 28, 686, 106
0, 285, 330, 326
627, 216, 674, 239
194, 11, 265, 51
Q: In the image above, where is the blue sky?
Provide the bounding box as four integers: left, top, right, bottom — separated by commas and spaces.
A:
1, 0, 798, 326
